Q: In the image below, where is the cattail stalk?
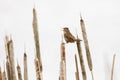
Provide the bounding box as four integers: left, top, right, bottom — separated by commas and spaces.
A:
59, 42, 66, 80
33, 7, 42, 72
24, 53, 28, 80
34, 57, 42, 80
80, 16, 93, 70
6, 56, 12, 80
17, 62, 22, 80
76, 38, 87, 80
7, 38, 16, 80
80, 16, 94, 80
75, 54, 80, 80
111, 54, 116, 80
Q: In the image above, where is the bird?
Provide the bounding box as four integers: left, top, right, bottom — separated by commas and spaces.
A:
63, 27, 77, 43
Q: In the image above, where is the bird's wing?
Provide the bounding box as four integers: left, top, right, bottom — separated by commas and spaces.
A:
66, 32, 76, 40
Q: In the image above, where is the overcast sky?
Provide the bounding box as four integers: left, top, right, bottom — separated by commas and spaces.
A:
0, 0, 120, 80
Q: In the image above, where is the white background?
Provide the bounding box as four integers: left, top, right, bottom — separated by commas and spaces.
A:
0, 0, 120, 80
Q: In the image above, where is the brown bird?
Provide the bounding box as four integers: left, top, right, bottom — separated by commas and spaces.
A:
63, 27, 76, 43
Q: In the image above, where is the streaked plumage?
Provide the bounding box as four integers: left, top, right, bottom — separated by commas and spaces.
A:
63, 27, 76, 43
